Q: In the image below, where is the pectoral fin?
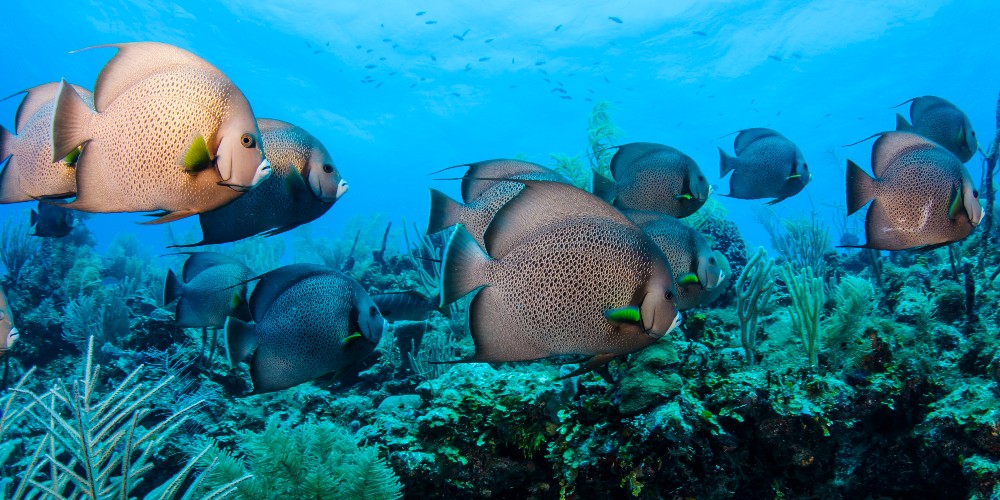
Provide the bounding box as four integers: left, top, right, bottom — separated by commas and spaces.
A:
948, 184, 963, 220
786, 174, 801, 180
674, 193, 693, 200
677, 273, 700, 286
604, 306, 641, 323
182, 135, 213, 172
284, 165, 308, 198
62, 147, 82, 166
342, 331, 363, 346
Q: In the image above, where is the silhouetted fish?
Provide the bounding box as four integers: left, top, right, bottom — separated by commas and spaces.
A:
372, 290, 446, 322
895, 96, 977, 163
0, 286, 17, 358
593, 143, 710, 218
29, 201, 76, 238
719, 128, 810, 205
164, 252, 252, 328
609, 16, 623, 23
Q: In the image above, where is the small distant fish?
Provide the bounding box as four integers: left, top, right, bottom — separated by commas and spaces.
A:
452, 92, 461, 97
846, 131, 982, 250
226, 264, 385, 394
425, 20, 437, 24
609, 16, 623, 23
511, 57, 515, 64
416, 11, 426, 16
388, 71, 397, 76
392, 44, 399, 49
555, 24, 563, 31
367, 48, 373, 53
478, 57, 490, 62
768, 54, 782, 62
534, 60, 546, 66
355, 44, 362, 49
312, 50, 322, 54
0, 285, 17, 358
376, 82, 383, 88
587, 88, 594, 93
410, 83, 417, 88
485, 38, 494, 43
379, 57, 387, 61
453, 34, 465, 41
551, 88, 567, 94
29, 201, 76, 238
382, 38, 392, 42
895, 95, 977, 162
719, 128, 809, 205
559, 95, 572, 100
604, 76, 611, 83
592, 143, 710, 218
693, 30, 708, 36
462, 29, 471, 36
556, 81, 564, 87
509, 84, 518, 88
464, 63, 472, 71
430, 55, 437, 61
543, 78, 551, 83
164, 252, 252, 328
365, 64, 377, 69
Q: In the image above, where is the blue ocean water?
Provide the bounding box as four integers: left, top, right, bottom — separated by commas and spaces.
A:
2, 1, 1000, 498
3, 0, 998, 252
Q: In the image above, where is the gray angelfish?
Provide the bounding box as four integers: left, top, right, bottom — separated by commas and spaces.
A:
0, 83, 93, 203
624, 210, 726, 310
719, 128, 810, 205
0, 286, 18, 358
441, 180, 681, 373
372, 289, 448, 322
50, 42, 272, 223
173, 118, 347, 246
593, 142, 710, 218
895, 95, 977, 163
225, 264, 385, 394
428, 159, 567, 247
164, 252, 253, 328
846, 131, 982, 251
29, 200, 77, 238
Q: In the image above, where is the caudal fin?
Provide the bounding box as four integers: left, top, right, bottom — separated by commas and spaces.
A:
50, 79, 94, 162
224, 316, 259, 367
846, 159, 876, 215
895, 113, 912, 132
0, 124, 12, 165
590, 171, 616, 202
163, 269, 185, 305
440, 227, 489, 307
427, 188, 464, 234
719, 147, 738, 177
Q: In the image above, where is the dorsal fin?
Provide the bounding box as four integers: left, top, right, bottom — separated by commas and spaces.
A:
249, 264, 336, 320
460, 159, 556, 203
734, 128, 781, 156
81, 42, 216, 112
870, 131, 936, 177
482, 180, 634, 258
609, 142, 664, 179
176, 251, 245, 282
908, 95, 953, 123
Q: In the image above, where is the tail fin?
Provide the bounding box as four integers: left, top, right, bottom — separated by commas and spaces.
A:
846, 159, 876, 215
50, 79, 94, 162
29, 209, 37, 228
163, 269, 185, 305
224, 316, 259, 367
895, 113, 912, 132
719, 147, 737, 177
591, 171, 616, 202
427, 188, 464, 234
440, 228, 489, 307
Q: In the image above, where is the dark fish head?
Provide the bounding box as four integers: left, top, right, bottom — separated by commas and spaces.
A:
639, 249, 682, 339
305, 143, 348, 203
687, 164, 711, 202
355, 293, 386, 344
791, 150, 811, 187
0, 289, 16, 355
696, 247, 725, 291
216, 115, 271, 190
957, 119, 978, 163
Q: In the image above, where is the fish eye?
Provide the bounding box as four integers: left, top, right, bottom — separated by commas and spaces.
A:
974, 189, 980, 198
709, 257, 716, 265
323, 164, 334, 174
240, 134, 256, 148
369, 305, 377, 317
665, 290, 674, 301
697, 175, 705, 181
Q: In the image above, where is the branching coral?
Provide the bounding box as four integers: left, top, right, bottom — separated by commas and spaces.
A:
0, 218, 39, 284
737, 249, 775, 366
782, 264, 825, 368
756, 209, 830, 272
823, 275, 875, 371
550, 153, 589, 190
586, 100, 624, 179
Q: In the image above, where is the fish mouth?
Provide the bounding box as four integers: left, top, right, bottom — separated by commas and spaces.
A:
219, 159, 273, 191
646, 311, 682, 340
6, 327, 18, 348
319, 180, 349, 203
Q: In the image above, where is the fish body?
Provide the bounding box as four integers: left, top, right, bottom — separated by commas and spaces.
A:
164, 252, 253, 328
594, 142, 709, 218
174, 119, 347, 246
895, 95, 977, 162
50, 43, 272, 223
225, 264, 384, 394
624, 210, 725, 310
719, 128, 809, 205
372, 290, 445, 322
0, 286, 17, 358
0, 83, 94, 203
846, 131, 982, 251
441, 181, 680, 368
427, 159, 567, 247
29, 201, 77, 238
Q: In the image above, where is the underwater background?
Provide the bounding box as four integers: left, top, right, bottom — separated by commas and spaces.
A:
1, 0, 1000, 498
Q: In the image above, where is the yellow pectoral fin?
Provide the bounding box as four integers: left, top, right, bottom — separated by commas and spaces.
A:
183, 135, 213, 172
604, 306, 641, 323
948, 184, 963, 220
342, 332, 363, 346
674, 193, 693, 200
677, 273, 700, 286
62, 147, 82, 166
786, 174, 802, 180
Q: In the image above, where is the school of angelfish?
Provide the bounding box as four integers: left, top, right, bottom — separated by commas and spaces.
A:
0, 42, 983, 394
